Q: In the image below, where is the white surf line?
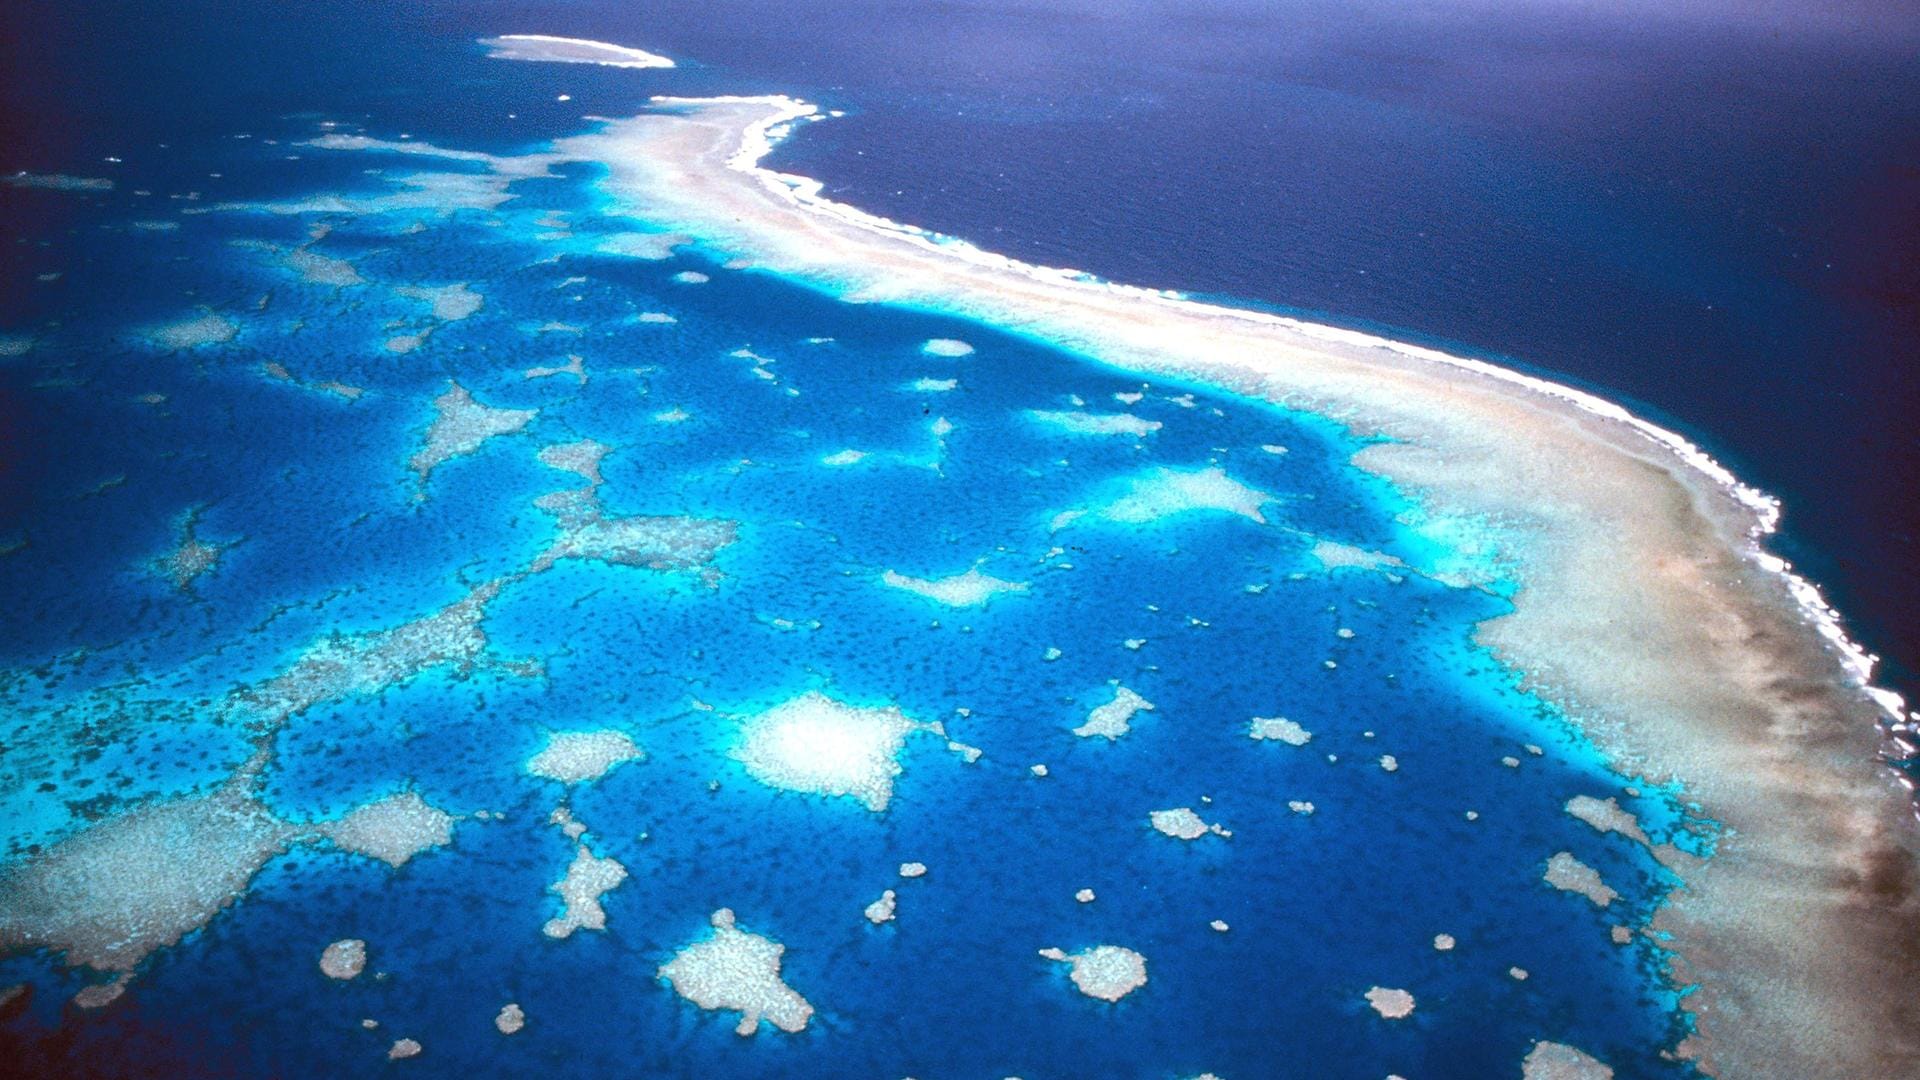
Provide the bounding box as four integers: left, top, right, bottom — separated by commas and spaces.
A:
655, 91, 1913, 735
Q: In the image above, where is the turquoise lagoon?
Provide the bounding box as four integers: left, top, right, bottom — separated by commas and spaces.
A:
0, 128, 1702, 1078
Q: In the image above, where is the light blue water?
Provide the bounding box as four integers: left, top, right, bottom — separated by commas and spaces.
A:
0, 112, 1700, 1077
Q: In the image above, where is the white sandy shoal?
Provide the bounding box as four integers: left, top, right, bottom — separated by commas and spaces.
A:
479, 35, 675, 70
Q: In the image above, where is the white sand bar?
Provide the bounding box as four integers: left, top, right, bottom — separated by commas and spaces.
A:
479, 35, 675, 69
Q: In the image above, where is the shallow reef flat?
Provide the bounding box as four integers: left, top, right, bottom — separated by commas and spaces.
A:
148, 311, 238, 350
319, 792, 455, 868
231, 580, 511, 731
543, 843, 628, 939
1051, 465, 1274, 530
879, 566, 1028, 607
395, 283, 484, 323
0, 783, 457, 998
657, 909, 813, 1036
0, 789, 294, 976
528, 486, 737, 582
411, 382, 538, 487
1039, 944, 1149, 1003
526, 730, 643, 784
153, 506, 230, 592
1025, 408, 1161, 437
731, 692, 941, 812
1074, 685, 1155, 740
4, 171, 114, 192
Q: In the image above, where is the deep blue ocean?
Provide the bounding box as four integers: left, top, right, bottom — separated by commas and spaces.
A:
0, 2, 1910, 1077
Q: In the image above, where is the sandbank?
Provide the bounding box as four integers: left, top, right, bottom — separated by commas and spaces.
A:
479, 35, 675, 70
